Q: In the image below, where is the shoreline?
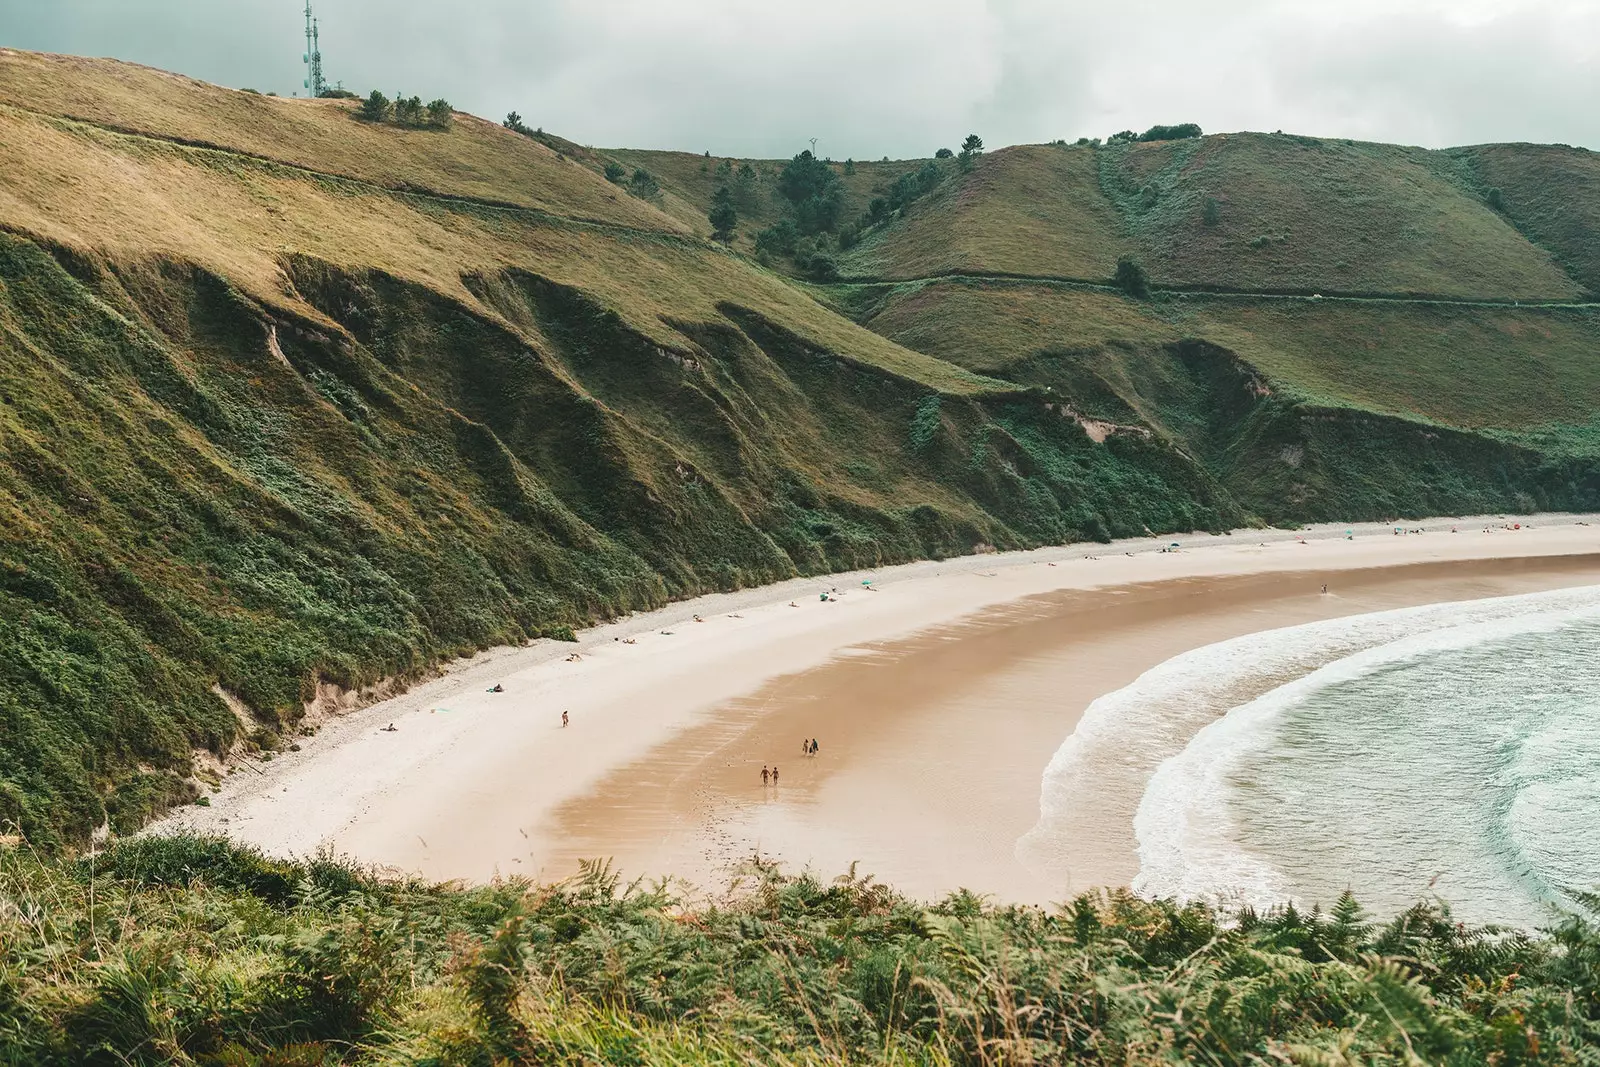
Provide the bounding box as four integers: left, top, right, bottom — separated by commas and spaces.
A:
155, 513, 1600, 896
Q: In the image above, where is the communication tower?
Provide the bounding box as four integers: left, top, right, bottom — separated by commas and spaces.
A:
302, 2, 326, 97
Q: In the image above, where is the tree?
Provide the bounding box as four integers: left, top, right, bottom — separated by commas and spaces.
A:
426, 99, 452, 128
1138, 123, 1203, 142
709, 186, 738, 245
1487, 187, 1507, 213
627, 168, 660, 200
603, 161, 626, 184
1114, 256, 1150, 298
958, 134, 984, 171
843, 158, 856, 175
1202, 197, 1222, 227
935, 147, 954, 159
776, 150, 843, 234
358, 90, 391, 122
503, 111, 531, 135
393, 94, 424, 126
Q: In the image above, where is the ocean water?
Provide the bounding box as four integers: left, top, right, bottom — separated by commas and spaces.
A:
1018, 585, 1600, 927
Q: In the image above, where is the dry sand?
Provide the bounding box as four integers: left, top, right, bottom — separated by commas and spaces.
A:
157, 516, 1600, 902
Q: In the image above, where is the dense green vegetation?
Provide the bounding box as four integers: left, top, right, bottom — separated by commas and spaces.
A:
5, 834, 1600, 1065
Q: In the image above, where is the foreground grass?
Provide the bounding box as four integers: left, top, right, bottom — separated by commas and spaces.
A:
3, 835, 1599, 1065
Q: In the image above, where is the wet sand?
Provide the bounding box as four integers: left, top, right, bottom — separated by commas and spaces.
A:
542, 555, 1600, 903
156, 516, 1600, 901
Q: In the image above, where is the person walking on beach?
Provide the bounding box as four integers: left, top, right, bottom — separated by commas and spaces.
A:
562, 709, 569, 728
811, 738, 819, 755
761, 765, 770, 786
771, 765, 779, 785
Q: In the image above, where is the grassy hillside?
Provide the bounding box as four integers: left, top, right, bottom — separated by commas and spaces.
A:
0, 53, 1252, 847
843, 145, 1126, 281
852, 278, 1600, 519
836, 136, 1584, 300
606, 148, 910, 252
5, 834, 1600, 1065
0, 49, 671, 229
1465, 142, 1600, 296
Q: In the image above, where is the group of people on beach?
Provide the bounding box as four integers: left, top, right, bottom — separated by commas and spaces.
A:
761, 764, 779, 786
803, 737, 819, 756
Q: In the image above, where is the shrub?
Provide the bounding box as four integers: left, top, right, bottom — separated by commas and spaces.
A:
603, 161, 626, 184
1487, 187, 1507, 212
503, 111, 531, 135
909, 394, 943, 450
1114, 256, 1150, 298
1202, 196, 1222, 227
935, 147, 953, 159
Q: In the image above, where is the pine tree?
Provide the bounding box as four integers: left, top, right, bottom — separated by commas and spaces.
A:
709, 186, 738, 245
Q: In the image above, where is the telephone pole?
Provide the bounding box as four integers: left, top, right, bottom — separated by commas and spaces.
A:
303, 2, 326, 97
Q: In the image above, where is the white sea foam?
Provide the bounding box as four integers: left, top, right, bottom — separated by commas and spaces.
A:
1018, 584, 1600, 922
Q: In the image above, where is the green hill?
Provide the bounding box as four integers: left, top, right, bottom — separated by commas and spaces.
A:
834, 136, 1585, 299
1, 51, 1598, 847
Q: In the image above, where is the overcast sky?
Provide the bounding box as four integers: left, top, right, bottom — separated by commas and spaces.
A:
9, 1, 1599, 158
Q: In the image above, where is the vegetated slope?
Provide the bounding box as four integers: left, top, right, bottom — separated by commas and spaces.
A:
7, 834, 1600, 1065
1464, 142, 1600, 296
855, 278, 1600, 520
606, 147, 907, 250
843, 144, 1126, 280
842, 135, 1584, 300
0, 55, 1235, 846
0, 49, 672, 228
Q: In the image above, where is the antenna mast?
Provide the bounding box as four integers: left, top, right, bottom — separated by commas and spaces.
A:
303, 2, 326, 97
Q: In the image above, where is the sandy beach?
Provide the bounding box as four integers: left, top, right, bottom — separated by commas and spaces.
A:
157, 515, 1600, 902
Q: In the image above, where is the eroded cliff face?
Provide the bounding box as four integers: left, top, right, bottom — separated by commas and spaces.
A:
0, 232, 1243, 845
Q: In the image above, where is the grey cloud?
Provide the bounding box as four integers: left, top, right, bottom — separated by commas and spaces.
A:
5, 0, 1597, 156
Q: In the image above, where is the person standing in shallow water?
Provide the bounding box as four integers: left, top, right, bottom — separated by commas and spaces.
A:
761, 765, 769, 786
771, 765, 779, 785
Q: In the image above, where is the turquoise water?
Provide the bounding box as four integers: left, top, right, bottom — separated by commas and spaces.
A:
1022, 585, 1600, 927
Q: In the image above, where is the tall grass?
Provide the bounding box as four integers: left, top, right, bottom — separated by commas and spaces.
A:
2, 835, 1597, 1064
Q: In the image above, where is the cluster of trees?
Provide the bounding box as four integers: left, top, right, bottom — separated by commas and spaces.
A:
357, 91, 451, 128
600, 160, 661, 200
750, 135, 981, 279
1106, 123, 1203, 146
357, 90, 451, 128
